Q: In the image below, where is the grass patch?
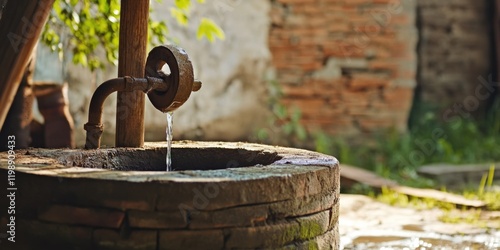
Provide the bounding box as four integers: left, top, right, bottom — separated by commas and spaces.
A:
463, 165, 500, 210
373, 187, 499, 229
374, 186, 455, 211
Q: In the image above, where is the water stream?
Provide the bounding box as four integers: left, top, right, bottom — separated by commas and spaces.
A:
166, 111, 173, 171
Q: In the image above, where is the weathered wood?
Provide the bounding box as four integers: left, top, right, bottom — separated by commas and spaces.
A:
495, 0, 500, 85
341, 164, 398, 188
116, 0, 149, 147
0, 0, 54, 128
341, 164, 486, 209
0, 59, 35, 150
392, 186, 486, 209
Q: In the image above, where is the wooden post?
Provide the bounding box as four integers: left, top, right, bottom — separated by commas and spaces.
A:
116, 0, 149, 147
495, 0, 500, 86
0, 0, 54, 129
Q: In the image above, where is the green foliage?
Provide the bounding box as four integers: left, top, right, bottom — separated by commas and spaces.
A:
463, 165, 500, 210
170, 8, 189, 26
42, 0, 224, 71
312, 108, 500, 188
438, 209, 485, 227
256, 80, 309, 147
197, 18, 225, 42
167, 0, 225, 43
43, 0, 121, 70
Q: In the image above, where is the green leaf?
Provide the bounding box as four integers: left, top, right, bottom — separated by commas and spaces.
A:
72, 52, 88, 67
170, 8, 188, 25
43, 0, 222, 71
273, 105, 287, 119
257, 129, 269, 141
175, 0, 191, 10
295, 126, 307, 141
283, 123, 293, 135
291, 107, 301, 122
197, 18, 225, 42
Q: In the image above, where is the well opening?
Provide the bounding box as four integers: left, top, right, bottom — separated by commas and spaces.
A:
50, 147, 282, 171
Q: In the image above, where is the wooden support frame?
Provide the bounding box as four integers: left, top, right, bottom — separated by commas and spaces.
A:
115, 0, 150, 147
0, 0, 54, 129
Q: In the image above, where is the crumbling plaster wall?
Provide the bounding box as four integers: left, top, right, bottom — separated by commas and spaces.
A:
34, 0, 272, 147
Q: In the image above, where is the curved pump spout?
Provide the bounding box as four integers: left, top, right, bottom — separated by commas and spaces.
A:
84, 45, 201, 149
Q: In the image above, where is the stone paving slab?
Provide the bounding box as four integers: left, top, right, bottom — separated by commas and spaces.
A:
340, 194, 500, 249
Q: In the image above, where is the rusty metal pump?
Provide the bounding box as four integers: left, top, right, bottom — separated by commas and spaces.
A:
84, 45, 201, 149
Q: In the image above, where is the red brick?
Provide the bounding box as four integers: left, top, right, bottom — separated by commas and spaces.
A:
269, 0, 416, 137
368, 59, 398, 72
349, 74, 390, 89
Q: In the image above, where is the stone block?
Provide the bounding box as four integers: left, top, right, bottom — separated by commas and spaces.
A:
38, 204, 125, 228
18, 219, 92, 248
278, 228, 339, 250
418, 163, 500, 190
159, 230, 224, 250
189, 205, 268, 229
93, 229, 157, 250
128, 210, 186, 229
224, 210, 331, 248
156, 165, 336, 211
51, 177, 158, 211
188, 191, 337, 230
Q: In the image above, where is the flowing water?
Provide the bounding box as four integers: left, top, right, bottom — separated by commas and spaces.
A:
166, 112, 173, 171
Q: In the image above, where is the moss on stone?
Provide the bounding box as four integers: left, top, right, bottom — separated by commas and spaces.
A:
298, 220, 323, 240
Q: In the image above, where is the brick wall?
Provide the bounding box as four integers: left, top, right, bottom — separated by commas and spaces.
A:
269, 0, 417, 137
417, 0, 493, 115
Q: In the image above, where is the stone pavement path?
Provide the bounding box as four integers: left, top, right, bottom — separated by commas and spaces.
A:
339, 194, 500, 249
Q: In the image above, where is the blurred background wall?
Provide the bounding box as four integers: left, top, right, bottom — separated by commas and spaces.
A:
269, 0, 417, 137
30, 0, 497, 147
34, 0, 272, 147
415, 0, 493, 118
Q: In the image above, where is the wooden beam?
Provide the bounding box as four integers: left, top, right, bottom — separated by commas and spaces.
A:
0, 0, 54, 129
495, 0, 500, 86
115, 0, 149, 147
341, 164, 486, 209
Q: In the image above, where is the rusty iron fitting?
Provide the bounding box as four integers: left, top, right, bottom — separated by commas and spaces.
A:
145, 45, 201, 113
83, 75, 174, 149
84, 123, 103, 149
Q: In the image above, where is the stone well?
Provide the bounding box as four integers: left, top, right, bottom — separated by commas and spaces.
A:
0, 141, 339, 249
